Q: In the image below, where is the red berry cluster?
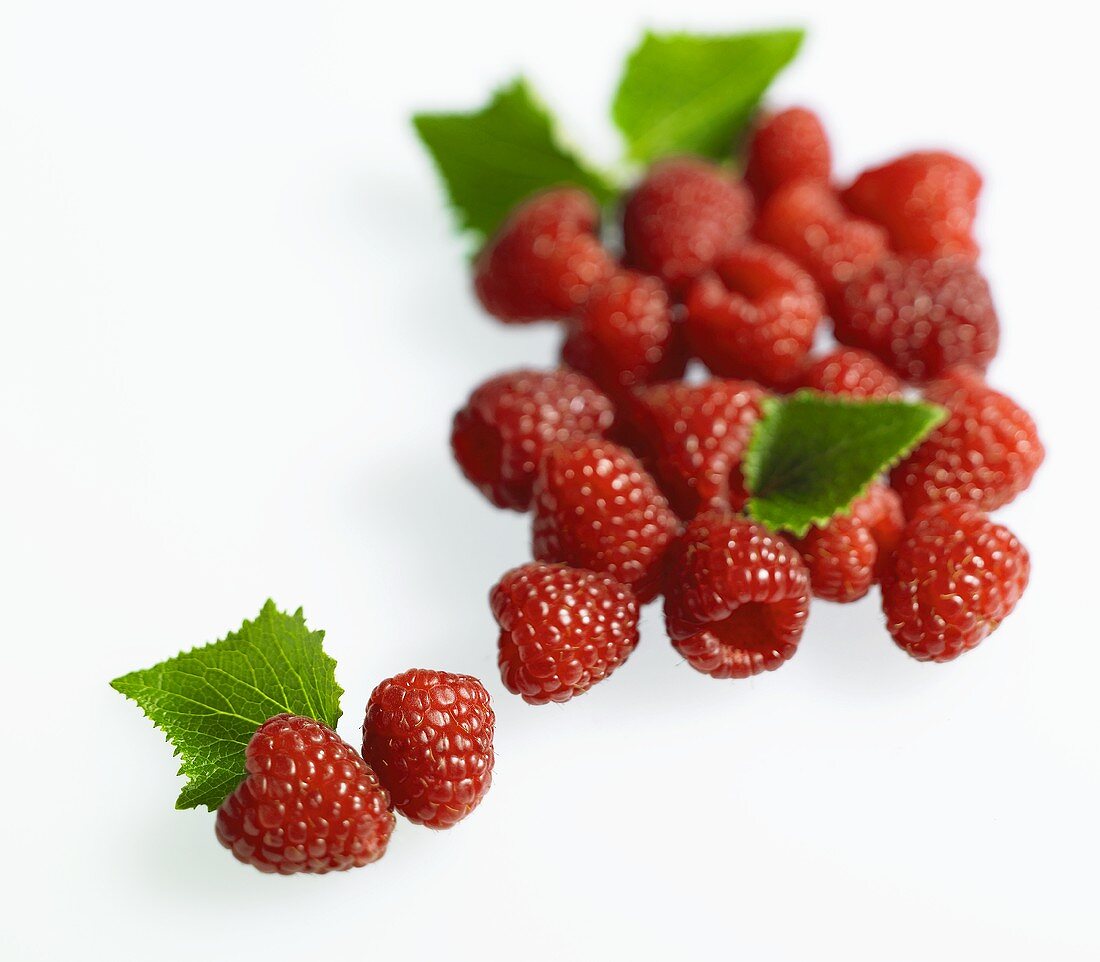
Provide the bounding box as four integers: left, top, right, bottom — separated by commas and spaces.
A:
217, 668, 496, 873
452, 107, 1043, 702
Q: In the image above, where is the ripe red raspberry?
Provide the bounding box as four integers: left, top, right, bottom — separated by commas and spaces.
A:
881, 504, 1029, 662
491, 562, 640, 704
216, 714, 394, 874
362, 669, 494, 830
532, 437, 679, 603
744, 106, 831, 201
842, 151, 982, 261
561, 271, 686, 399
754, 179, 888, 297
832, 255, 999, 383
451, 369, 615, 511
794, 514, 877, 603
663, 512, 810, 679
850, 482, 906, 578
685, 243, 823, 389
631, 379, 768, 518
800, 348, 905, 399
622, 158, 753, 293
891, 367, 1044, 514
474, 188, 615, 322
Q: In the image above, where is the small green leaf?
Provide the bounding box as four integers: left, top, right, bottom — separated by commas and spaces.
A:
413, 77, 617, 243
743, 392, 944, 537
110, 600, 342, 811
612, 29, 804, 164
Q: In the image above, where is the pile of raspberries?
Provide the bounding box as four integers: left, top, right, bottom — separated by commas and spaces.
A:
214, 109, 1044, 877
455, 106, 1044, 697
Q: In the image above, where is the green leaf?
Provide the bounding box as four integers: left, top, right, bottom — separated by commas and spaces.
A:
110, 600, 342, 811
413, 77, 617, 243
612, 29, 804, 164
743, 392, 944, 537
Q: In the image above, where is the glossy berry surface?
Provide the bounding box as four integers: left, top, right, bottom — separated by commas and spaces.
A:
492, 562, 640, 704
474, 188, 615, 322
800, 348, 904, 399
685, 243, 823, 389
215, 714, 394, 875
850, 482, 907, 579
744, 106, 831, 201
532, 437, 679, 603
631, 378, 768, 518
881, 505, 1029, 662
451, 368, 614, 511
664, 513, 810, 679
832, 255, 999, 383
794, 513, 877, 603
754, 179, 888, 297
362, 669, 494, 830
561, 271, 685, 399
622, 157, 753, 293
842, 151, 982, 261
891, 367, 1044, 514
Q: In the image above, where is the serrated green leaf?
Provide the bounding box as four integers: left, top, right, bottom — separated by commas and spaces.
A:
612, 29, 804, 164
413, 77, 617, 243
743, 392, 944, 537
110, 600, 342, 811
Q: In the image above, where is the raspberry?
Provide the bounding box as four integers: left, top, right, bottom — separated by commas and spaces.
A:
891, 367, 1044, 514
800, 348, 905, 399
880, 505, 1029, 662
684, 243, 823, 388
622, 158, 753, 293
832, 255, 999, 382
215, 714, 394, 875
362, 669, 494, 830
744, 106, 831, 201
631, 379, 768, 518
491, 562, 640, 704
754, 179, 888, 297
561, 271, 686, 399
532, 437, 679, 603
850, 482, 906, 578
474, 189, 615, 322
794, 514, 877, 603
663, 512, 810, 679
842, 151, 982, 261
451, 369, 615, 511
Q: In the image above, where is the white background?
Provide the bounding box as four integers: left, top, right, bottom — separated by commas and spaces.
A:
2, 2, 1096, 959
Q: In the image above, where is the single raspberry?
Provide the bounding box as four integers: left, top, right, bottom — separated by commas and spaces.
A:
491, 562, 640, 704
684, 243, 823, 388
881, 504, 1029, 662
215, 714, 394, 875
451, 369, 615, 511
622, 158, 753, 293
474, 188, 615, 322
850, 482, 906, 578
631, 379, 768, 518
561, 271, 686, 399
842, 151, 982, 261
832, 255, 999, 383
663, 512, 810, 679
744, 107, 831, 201
891, 367, 1044, 514
794, 514, 877, 603
800, 348, 905, 399
362, 669, 494, 830
754, 179, 888, 297
532, 437, 679, 603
